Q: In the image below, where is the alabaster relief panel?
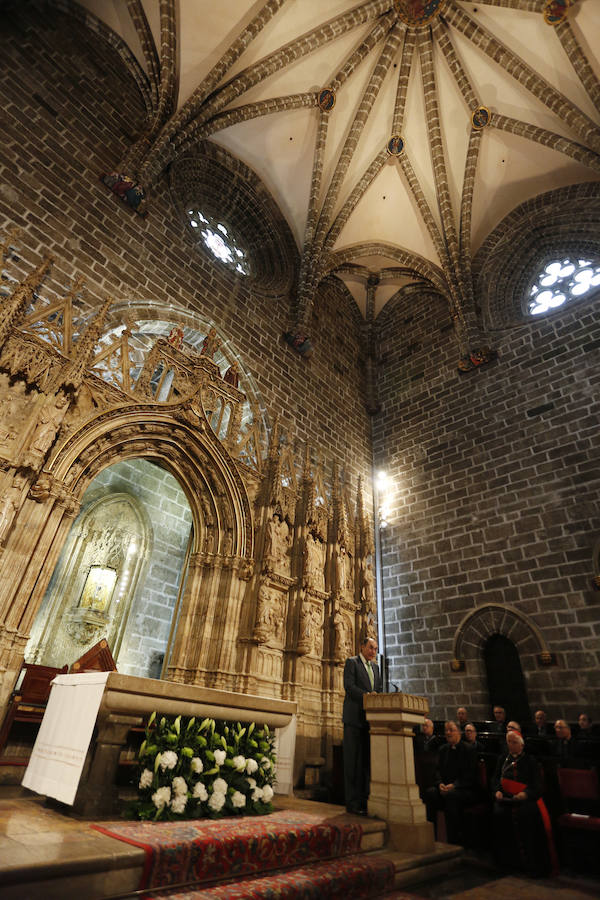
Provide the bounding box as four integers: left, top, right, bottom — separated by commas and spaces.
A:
253, 576, 288, 646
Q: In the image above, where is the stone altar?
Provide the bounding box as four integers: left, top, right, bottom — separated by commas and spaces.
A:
24, 672, 297, 816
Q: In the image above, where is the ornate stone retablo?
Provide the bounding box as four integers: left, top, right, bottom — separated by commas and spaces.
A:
394, 0, 446, 26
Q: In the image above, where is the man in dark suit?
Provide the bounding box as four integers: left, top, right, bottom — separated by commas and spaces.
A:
491, 705, 507, 734
425, 720, 479, 844
533, 708, 552, 737
342, 636, 382, 815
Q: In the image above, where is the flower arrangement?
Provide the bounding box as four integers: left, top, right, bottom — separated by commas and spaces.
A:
131, 712, 277, 821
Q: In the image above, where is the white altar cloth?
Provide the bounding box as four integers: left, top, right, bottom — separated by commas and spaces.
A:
22, 672, 110, 805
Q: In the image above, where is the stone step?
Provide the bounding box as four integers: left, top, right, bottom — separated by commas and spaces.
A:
367, 842, 464, 891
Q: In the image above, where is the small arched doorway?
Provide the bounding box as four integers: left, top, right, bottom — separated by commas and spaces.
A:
484, 633, 531, 725
25, 458, 193, 678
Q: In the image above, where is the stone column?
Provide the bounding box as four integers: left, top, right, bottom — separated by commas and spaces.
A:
364, 692, 434, 853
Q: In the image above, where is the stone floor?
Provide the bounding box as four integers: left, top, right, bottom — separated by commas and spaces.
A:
0, 786, 598, 900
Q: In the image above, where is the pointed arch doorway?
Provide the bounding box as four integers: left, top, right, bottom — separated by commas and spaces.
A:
484, 633, 531, 726
25, 458, 193, 678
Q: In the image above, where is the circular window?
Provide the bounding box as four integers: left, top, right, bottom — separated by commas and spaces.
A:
170, 144, 298, 297
528, 257, 600, 316
187, 209, 249, 276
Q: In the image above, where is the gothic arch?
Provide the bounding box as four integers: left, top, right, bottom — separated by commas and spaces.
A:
452, 603, 554, 672
49, 401, 253, 560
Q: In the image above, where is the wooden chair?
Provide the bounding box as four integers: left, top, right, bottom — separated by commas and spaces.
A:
0, 662, 68, 766
556, 768, 600, 874
69, 639, 117, 673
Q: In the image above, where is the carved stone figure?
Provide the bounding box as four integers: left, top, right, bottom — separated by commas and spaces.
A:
333, 609, 350, 662
65, 384, 96, 427
167, 324, 185, 349
361, 562, 375, 615
200, 327, 220, 359
0, 379, 27, 449
253, 580, 282, 642
29, 472, 55, 503
303, 532, 325, 592
336, 545, 352, 594
0, 472, 27, 544
298, 601, 322, 655
30, 391, 69, 456
203, 526, 215, 553
223, 362, 239, 388
263, 513, 290, 574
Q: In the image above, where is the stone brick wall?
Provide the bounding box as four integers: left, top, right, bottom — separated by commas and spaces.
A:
0, 6, 372, 492
87, 460, 192, 678
374, 284, 600, 723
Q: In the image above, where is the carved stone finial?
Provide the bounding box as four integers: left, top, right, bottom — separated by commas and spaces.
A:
0, 227, 21, 269
59, 296, 113, 392
0, 256, 54, 351
268, 416, 280, 461
303, 443, 312, 481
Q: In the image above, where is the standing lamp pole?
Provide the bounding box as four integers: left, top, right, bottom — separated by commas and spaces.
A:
372, 465, 387, 691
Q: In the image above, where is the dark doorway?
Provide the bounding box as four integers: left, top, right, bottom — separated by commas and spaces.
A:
484, 633, 531, 726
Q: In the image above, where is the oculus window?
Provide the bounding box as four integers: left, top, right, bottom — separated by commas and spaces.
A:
187, 209, 249, 276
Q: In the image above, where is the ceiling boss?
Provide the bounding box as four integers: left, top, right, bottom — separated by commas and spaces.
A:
393, 0, 447, 26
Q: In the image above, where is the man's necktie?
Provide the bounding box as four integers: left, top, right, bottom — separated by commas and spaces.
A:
367, 661, 374, 689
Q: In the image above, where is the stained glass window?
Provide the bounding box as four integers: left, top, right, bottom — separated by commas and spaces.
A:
187, 210, 249, 275
528, 258, 600, 316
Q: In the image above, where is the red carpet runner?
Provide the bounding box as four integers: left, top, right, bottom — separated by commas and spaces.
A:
143, 854, 398, 898
92, 809, 395, 895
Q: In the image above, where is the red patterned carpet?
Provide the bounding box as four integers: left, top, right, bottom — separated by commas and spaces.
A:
143, 853, 398, 898
93, 809, 374, 893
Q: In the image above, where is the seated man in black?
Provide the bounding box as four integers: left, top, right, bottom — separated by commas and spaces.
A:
491, 705, 507, 733
554, 719, 578, 766
463, 722, 483, 754
425, 720, 478, 845
492, 729, 557, 876
533, 709, 552, 737
419, 717, 443, 753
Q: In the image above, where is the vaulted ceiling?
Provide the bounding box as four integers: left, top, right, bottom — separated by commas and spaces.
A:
82, 0, 600, 348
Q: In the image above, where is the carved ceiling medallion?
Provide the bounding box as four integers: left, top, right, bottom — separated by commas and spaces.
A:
394, 0, 446, 26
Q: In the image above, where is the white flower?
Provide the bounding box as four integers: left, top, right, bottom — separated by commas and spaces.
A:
193, 782, 208, 801
214, 749, 226, 766
262, 784, 274, 803
260, 757, 272, 771
152, 786, 171, 810
232, 790, 246, 808
232, 755, 246, 772
247, 777, 257, 789
212, 777, 228, 795
138, 768, 153, 789
170, 793, 187, 814
208, 791, 226, 811
159, 750, 178, 771
246, 758, 258, 775
252, 786, 264, 801
191, 757, 203, 774
172, 776, 188, 796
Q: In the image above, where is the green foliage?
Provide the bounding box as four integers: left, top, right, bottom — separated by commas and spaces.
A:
130, 713, 277, 821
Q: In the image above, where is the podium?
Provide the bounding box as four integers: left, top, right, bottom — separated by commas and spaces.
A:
364, 691, 434, 852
